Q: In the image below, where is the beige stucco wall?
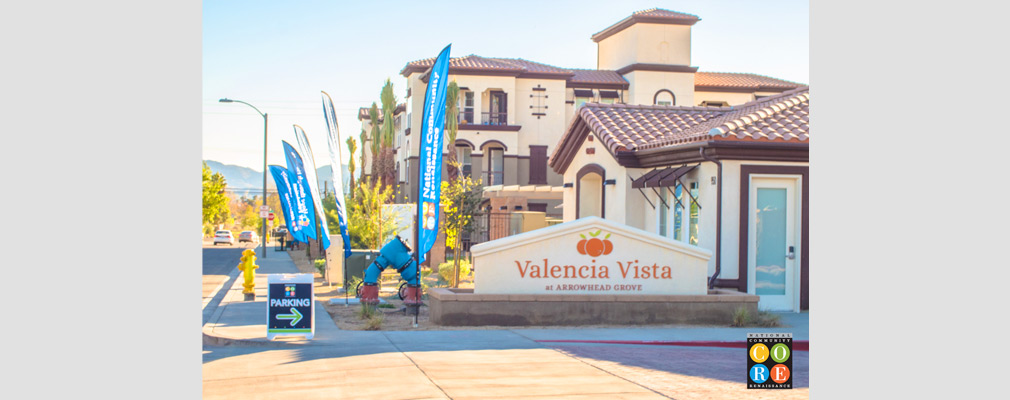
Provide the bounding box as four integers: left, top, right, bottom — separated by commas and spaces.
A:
515, 78, 567, 157
561, 133, 629, 223
624, 70, 696, 107
598, 23, 692, 70
561, 137, 808, 279
694, 91, 755, 106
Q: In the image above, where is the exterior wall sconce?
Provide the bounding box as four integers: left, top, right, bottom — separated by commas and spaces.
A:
604, 179, 616, 185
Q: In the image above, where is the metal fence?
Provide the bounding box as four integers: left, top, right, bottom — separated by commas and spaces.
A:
447, 212, 561, 260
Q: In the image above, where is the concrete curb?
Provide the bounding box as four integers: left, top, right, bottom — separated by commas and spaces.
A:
202, 273, 337, 347
537, 339, 810, 351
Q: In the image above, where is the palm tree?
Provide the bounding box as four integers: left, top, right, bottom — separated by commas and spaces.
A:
346, 137, 357, 199
444, 80, 460, 182
359, 128, 368, 185
368, 103, 380, 183
378, 79, 398, 187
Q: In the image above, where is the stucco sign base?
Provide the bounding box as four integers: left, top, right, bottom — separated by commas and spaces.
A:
429, 288, 758, 326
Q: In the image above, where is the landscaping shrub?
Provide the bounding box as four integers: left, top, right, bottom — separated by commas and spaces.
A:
754, 310, 782, 327
730, 307, 782, 327
364, 314, 383, 331
731, 307, 750, 327
357, 304, 376, 320
437, 259, 471, 283
345, 275, 363, 297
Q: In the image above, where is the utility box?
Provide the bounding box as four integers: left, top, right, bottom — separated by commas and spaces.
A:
509, 211, 547, 235
342, 249, 380, 287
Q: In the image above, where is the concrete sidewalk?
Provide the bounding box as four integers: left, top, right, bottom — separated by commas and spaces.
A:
203, 252, 809, 398
203, 250, 343, 346
203, 250, 808, 346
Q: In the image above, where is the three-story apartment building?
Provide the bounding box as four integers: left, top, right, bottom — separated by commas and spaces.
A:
363, 7, 804, 218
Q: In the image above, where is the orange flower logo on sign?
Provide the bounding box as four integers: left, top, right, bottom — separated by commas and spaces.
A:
577, 230, 613, 257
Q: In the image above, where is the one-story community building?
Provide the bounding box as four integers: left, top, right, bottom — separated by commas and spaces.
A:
550, 87, 808, 311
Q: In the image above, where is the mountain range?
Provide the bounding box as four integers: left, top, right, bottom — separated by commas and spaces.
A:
204, 160, 350, 198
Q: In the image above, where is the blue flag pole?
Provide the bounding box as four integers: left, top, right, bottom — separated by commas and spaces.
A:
414, 44, 452, 326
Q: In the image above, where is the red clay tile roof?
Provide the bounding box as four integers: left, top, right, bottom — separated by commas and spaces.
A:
574, 103, 727, 154
401, 54, 803, 93
592, 8, 701, 42
633, 8, 701, 20
358, 107, 373, 121
551, 87, 809, 163
489, 58, 573, 76
695, 72, 805, 91
401, 55, 525, 76
357, 103, 406, 121
569, 69, 629, 87
639, 87, 809, 149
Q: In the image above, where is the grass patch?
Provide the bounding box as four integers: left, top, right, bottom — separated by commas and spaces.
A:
731, 307, 750, 327
377, 303, 395, 309
753, 310, 782, 327
364, 314, 384, 330
730, 307, 782, 327
357, 304, 377, 320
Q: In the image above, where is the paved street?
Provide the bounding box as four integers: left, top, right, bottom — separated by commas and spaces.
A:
202, 241, 261, 323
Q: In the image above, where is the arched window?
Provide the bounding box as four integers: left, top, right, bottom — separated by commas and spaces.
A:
454, 140, 473, 178
654, 89, 675, 106
481, 141, 507, 185
576, 164, 606, 219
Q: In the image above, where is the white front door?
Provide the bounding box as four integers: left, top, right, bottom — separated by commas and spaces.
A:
748, 177, 801, 312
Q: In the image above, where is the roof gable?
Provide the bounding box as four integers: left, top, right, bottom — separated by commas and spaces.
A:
550, 87, 809, 172
592, 8, 701, 43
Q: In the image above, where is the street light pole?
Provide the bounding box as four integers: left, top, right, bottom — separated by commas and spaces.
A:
220, 98, 268, 259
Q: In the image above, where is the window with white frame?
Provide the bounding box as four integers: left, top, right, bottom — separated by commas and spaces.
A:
455, 145, 472, 178
460, 91, 474, 124
656, 183, 694, 243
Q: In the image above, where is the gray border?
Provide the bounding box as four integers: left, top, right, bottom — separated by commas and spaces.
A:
814, 0, 1007, 397
3, 1, 201, 397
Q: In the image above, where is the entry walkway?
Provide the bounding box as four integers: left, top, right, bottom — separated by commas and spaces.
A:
203, 253, 809, 398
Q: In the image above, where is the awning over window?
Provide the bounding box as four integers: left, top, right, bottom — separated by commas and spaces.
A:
599, 90, 619, 99
631, 164, 697, 188
573, 89, 594, 97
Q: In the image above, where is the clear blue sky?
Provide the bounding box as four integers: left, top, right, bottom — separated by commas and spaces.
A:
203, 0, 808, 173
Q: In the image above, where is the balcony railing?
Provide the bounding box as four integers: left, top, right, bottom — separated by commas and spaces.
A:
458, 109, 474, 125
481, 111, 508, 126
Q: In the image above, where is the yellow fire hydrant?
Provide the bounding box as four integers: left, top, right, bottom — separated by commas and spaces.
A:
237, 249, 259, 300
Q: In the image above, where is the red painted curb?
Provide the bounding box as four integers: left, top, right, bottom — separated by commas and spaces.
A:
538, 339, 809, 351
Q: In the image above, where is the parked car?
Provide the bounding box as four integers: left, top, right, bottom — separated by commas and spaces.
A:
213, 230, 235, 246
238, 231, 259, 243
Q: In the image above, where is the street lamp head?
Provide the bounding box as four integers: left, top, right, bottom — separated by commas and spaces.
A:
219, 98, 233, 103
